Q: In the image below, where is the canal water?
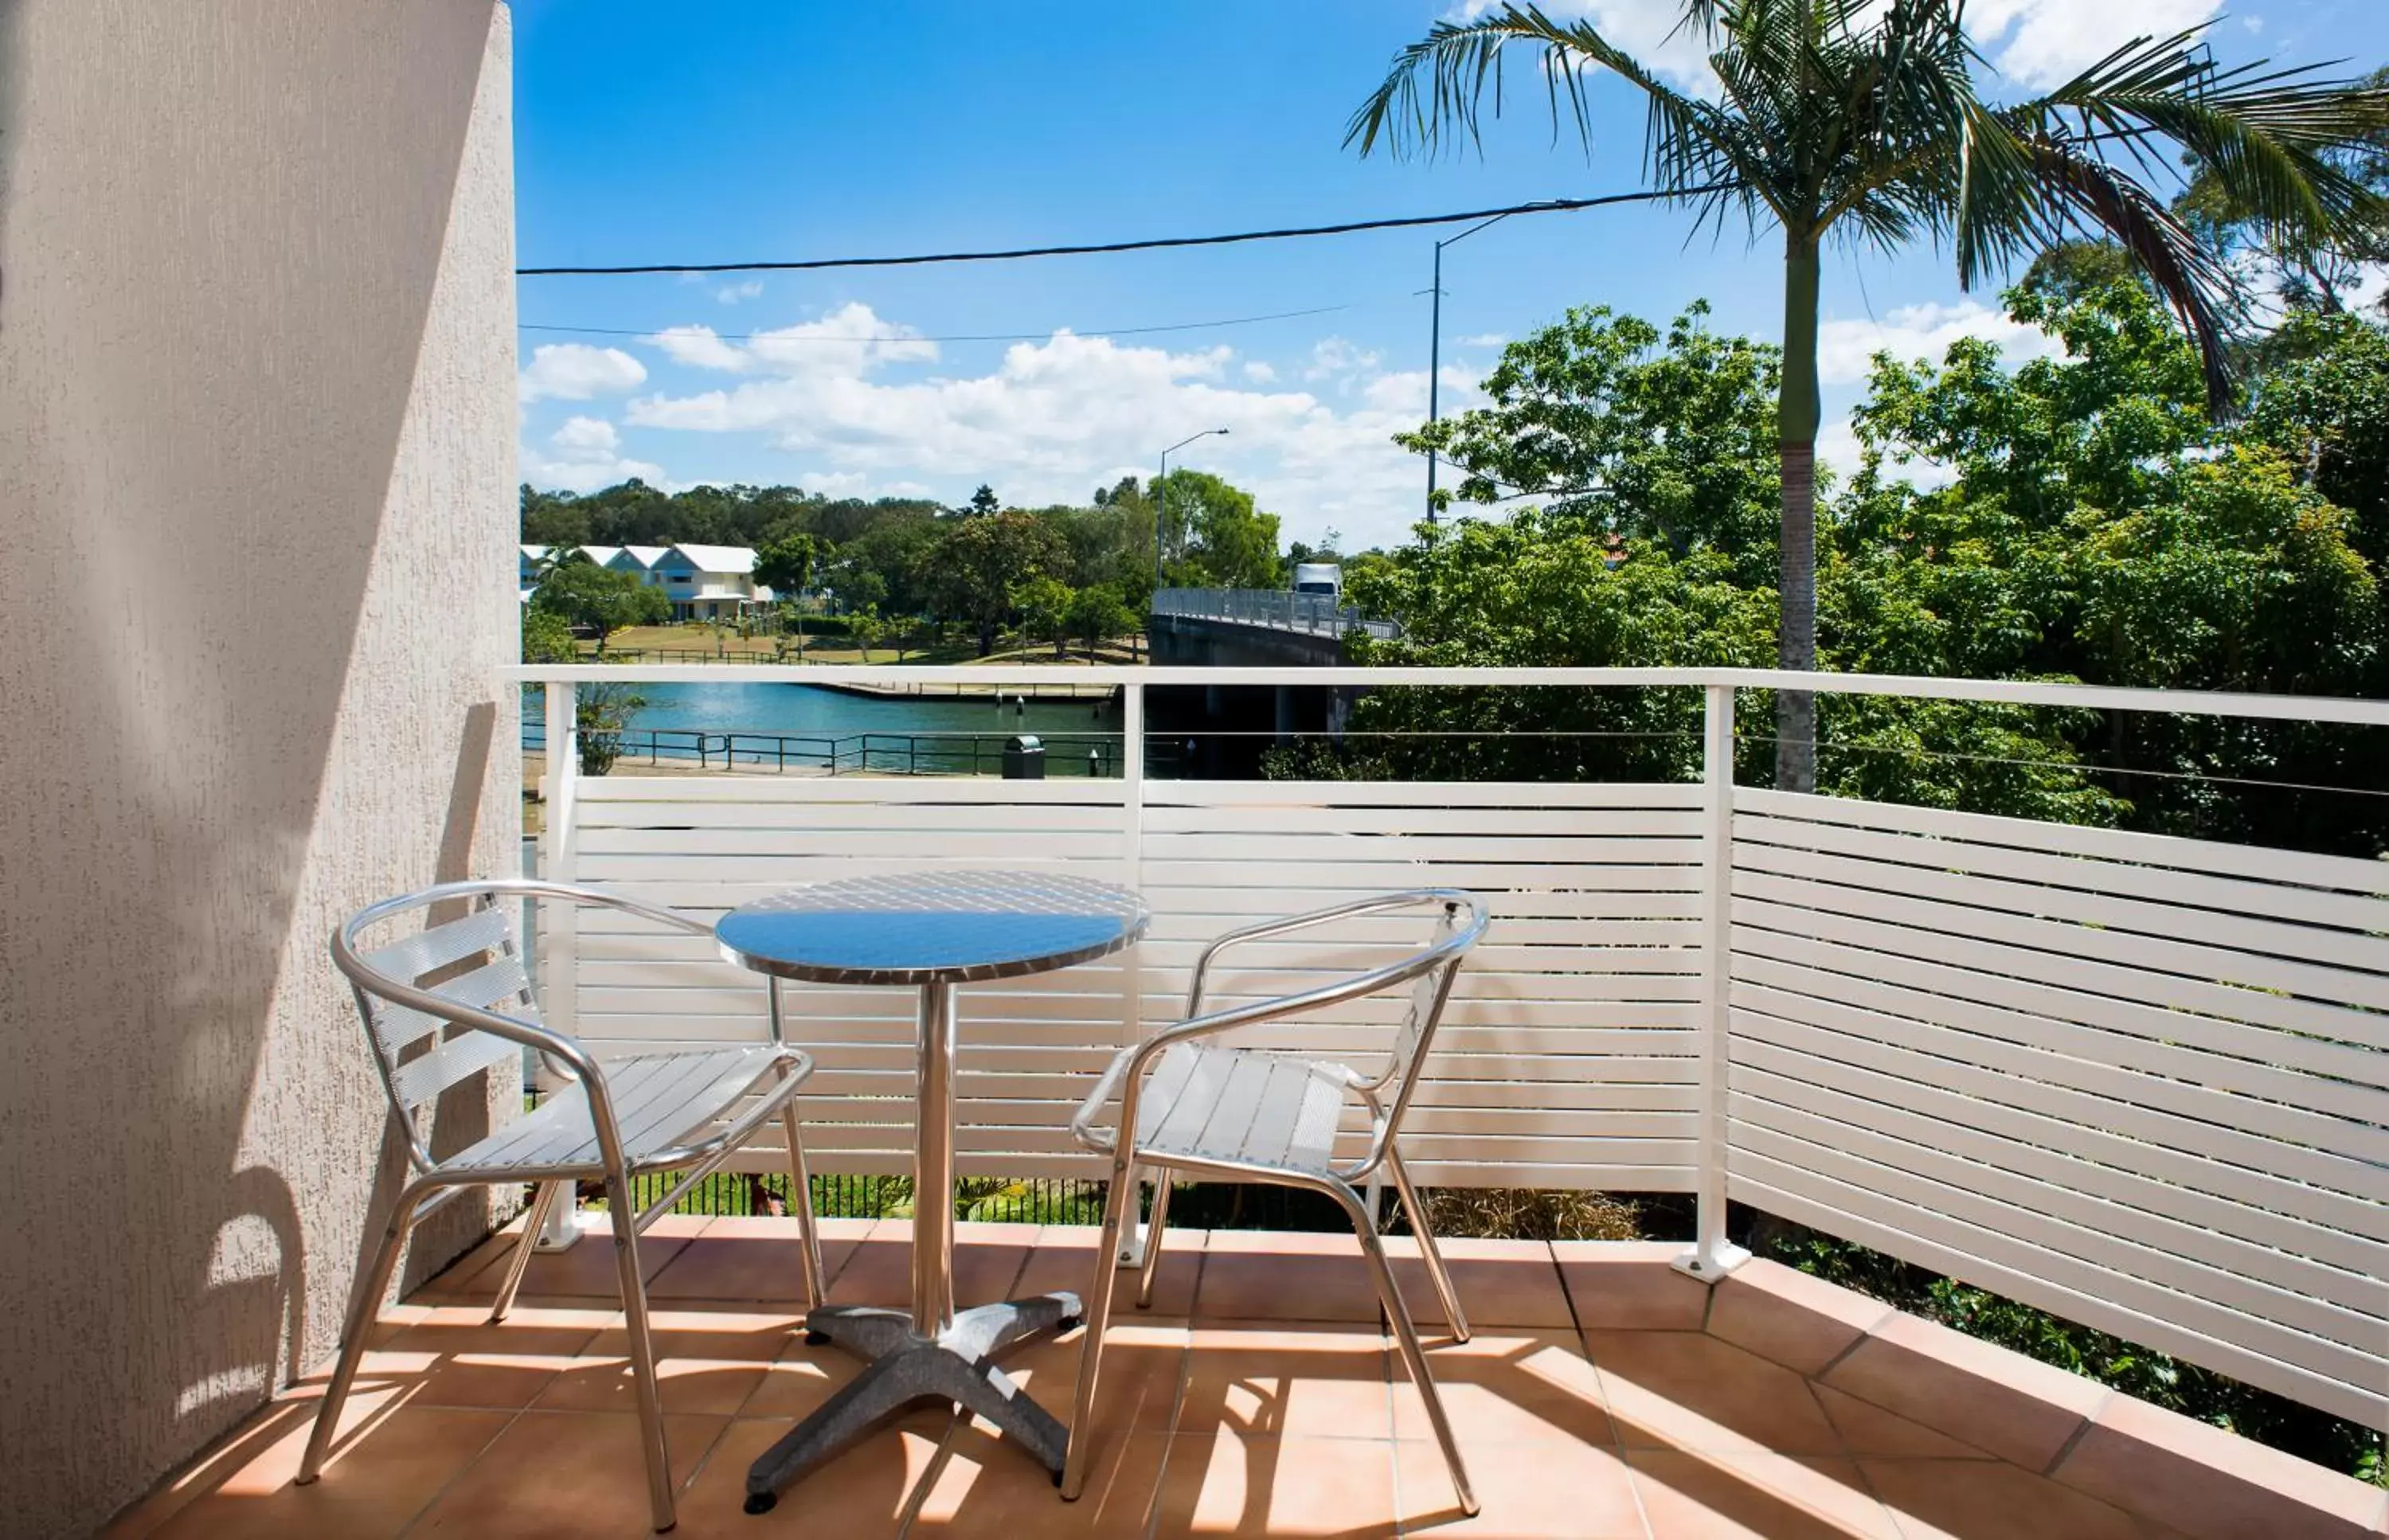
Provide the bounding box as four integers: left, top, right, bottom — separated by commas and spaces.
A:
525, 679, 1121, 776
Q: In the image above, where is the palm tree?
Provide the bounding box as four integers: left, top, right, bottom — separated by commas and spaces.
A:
1351, 1, 2388, 789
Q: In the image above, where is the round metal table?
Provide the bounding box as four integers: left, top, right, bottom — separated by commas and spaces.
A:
715, 869, 1150, 1512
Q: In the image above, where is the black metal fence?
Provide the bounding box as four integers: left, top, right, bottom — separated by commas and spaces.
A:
523, 723, 1124, 778
615, 1169, 1377, 1233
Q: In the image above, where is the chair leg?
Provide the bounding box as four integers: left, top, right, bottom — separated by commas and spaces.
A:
1136, 1173, 1174, 1310
779, 1100, 827, 1308
1387, 1147, 1468, 1343
490, 1180, 562, 1324
1060, 1151, 1136, 1501
1335, 1182, 1478, 1518
297, 1185, 424, 1485
605, 1168, 676, 1533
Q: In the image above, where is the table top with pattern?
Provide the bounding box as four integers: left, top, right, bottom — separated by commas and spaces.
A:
714, 868, 1150, 987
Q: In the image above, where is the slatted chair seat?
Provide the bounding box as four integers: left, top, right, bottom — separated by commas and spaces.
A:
447, 1045, 799, 1175
1132, 1042, 1355, 1176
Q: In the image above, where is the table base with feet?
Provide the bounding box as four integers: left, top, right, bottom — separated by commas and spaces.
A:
742, 1291, 1084, 1512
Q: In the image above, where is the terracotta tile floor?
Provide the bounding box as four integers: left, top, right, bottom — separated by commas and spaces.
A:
106, 1220, 2387, 1540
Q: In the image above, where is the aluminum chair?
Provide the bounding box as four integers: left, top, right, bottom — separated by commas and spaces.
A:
1061, 889, 1489, 1515
297, 878, 827, 1534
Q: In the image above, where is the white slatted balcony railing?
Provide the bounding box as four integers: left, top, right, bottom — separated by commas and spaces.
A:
512, 663, 2389, 1436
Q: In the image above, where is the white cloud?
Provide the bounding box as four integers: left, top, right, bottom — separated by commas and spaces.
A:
647, 325, 754, 373
798, 470, 936, 500
1304, 336, 1382, 380
643, 302, 939, 379
1242, 361, 1278, 384
1966, 0, 2223, 91
1456, 332, 1508, 349
549, 415, 620, 454
518, 343, 647, 404
624, 319, 1486, 550
716, 279, 764, 305
520, 413, 667, 494
1817, 300, 2059, 384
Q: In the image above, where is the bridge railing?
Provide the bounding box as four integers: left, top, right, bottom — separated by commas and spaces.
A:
1152, 587, 1402, 641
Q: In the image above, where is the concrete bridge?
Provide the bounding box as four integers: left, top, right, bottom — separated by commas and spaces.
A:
1144, 588, 1402, 772
1144, 587, 1400, 667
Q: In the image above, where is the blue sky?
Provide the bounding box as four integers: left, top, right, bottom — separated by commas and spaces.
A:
513, 0, 2389, 552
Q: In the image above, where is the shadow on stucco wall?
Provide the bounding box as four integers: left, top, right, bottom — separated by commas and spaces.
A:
0, 6, 512, 1534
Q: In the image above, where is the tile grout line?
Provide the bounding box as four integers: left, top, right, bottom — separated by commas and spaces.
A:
1140, 1326, 1198, 1540
1808, 1320, 1879, 1385
1550, 1241, 1660, 1540
393, 1376, 540, 1538
2038, 1388, 2109, 1478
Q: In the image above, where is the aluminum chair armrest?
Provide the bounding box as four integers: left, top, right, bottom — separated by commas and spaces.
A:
388, 877, 715, 939
1068, 1045, 1140, 1152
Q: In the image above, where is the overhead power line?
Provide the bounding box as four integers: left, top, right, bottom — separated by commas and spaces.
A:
515, 188, 1722, 277
517, 299, 1370, 345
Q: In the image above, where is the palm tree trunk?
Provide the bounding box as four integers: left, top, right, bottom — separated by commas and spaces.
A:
1776, 233, 1822, 793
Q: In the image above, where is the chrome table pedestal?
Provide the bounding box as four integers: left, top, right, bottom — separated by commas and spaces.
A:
711, 871, 1149, 1516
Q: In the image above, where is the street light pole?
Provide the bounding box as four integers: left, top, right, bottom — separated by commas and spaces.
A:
1424, 212, 1511, 524
1154, 428, 1230, 588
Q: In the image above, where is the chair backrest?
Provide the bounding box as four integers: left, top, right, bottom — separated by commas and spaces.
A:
331, 878, 710, 1173
1374, 894, 1483, 1138
334, 883, 549, 1173
1183, 888, 1486, 1155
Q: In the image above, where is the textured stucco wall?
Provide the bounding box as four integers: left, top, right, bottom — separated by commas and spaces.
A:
0, 5, 520, 1534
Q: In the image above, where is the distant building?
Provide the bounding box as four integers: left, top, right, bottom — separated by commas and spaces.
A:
520, 542, 771, 619
650, 543, 772, 620
608, 545, 671, 586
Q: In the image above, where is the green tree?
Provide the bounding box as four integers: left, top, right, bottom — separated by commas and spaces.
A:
1844, 277, 2386, 848
1013, 574, 1075, 659
1158, 469, 1281, 588
521, 607, 579, 665
1353, 0, 2389, 791
1066, 583, 1136, 660
926, 510, 1065, 656
822, 561, 889, 618
754, 532, 819, 601
963, 483, 1001, 518
530, 561, 669, 656
574, 682, 649, 778
847, 608, 886, 663
528, 542, 595, 586
2241, 310, 2389, 569
1408, 303, 1782, 584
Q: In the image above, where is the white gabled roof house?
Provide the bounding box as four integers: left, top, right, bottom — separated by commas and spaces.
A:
648, 543, 772, 619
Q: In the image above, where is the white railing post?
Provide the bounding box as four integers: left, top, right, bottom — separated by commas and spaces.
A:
535, 674, 584, 1252
1116, 678, 1153, 1268
1677, 682, 1750, 1280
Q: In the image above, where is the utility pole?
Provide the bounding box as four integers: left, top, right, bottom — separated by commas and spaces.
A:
1424, 211, 1512, 524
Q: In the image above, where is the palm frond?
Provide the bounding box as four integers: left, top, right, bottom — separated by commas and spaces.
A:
2020, 133, 2242, 413
1345, 2, 1782, 220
